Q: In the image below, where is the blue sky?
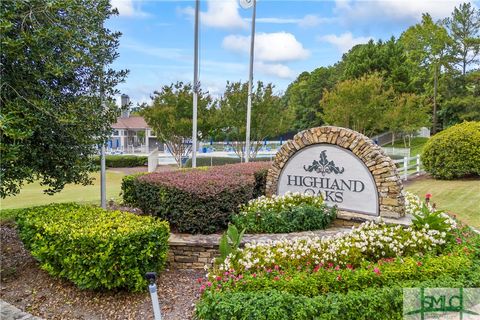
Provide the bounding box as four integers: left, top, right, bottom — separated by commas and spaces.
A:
107, 0, 476, 105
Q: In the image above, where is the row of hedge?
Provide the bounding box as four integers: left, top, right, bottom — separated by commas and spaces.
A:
16, 203, 170, 292
184, 156, 273, 167
122, 162, 271, 234
92, 155, 147, 168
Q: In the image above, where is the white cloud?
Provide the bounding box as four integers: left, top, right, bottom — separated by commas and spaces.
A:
110, 0, 149, 18
256, 62, 293, 79
180, 0, 247, 29
318, 32, 372, 53
253, 14, 333, 27
223, 32, 310, 62
334, 0, 466, 22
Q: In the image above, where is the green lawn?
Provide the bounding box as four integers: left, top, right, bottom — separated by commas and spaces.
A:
384, 137, 429, 156
406, 178, 480, 228
0, 170, 127, 210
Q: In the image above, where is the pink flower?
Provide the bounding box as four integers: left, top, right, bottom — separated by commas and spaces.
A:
346, 264, 354, 270
373, 267, 381, 275
337, 275, 342, 281
456, 238, 462, 244
252, 273, 257, 278
206, 281, 212, 287
224, 271, 229, 276
197, 278, 203, 283
266, 268, 272, 273
274, 276, 280, 281
199, 284, 206, 292
328, 262, 334, 268
335, 265, 340, 271
238, 274, 243, 280
215, 276, 222, 281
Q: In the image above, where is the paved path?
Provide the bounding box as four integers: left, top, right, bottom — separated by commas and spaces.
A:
0, 300, 43, 320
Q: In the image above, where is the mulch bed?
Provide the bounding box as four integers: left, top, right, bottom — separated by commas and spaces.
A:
0, 223, 204, 320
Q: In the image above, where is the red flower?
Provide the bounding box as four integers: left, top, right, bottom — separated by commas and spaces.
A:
215, 276, 222, 281
274, 276, 280, 281
425, 193, 432, 199
346, 264, 354, 270
252, 273, 257, 278
337, 275, 342, 281
197, 278, 203, 283
417, 261, 423, 267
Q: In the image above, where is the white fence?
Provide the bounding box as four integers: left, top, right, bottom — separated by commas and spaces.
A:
382, 147, 410, 158
393, 154, 422, 180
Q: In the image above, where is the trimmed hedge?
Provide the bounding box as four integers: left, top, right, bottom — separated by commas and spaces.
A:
16, 203, 169, 292
122, 162, 270, 234
92, 155, 147, 168
196, 268, 480, 320
184, 156, 273, 167
422, 121, 480, 179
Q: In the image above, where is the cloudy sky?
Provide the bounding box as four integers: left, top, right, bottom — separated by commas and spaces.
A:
107, 0, 473, 104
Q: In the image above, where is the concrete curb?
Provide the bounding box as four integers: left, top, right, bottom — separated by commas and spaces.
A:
0, 300, 43, 320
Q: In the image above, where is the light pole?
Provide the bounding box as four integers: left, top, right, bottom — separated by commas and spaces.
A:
191, 0, 200, 168
240, 0, 256, 163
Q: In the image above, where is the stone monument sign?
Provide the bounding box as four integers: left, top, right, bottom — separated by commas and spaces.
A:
266, 126, 405, 219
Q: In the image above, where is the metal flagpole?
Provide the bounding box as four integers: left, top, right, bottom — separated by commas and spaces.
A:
192, 0, 200, 168
244, 0, 256, 163
100, 21, 106, 209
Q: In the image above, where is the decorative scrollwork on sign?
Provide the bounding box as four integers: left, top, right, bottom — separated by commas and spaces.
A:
303, 150, 345, 176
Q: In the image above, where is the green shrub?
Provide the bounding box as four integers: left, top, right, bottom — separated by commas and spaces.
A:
92, 155, 148, 168
196, 273, 479, 320
422, 121, 480, 179
204, 253, 472, 297
16, 203, 170, 292
184, 156, 272, 167
122, 162, 271, 234
233, 193, 336, 233
120, 172, 147, 207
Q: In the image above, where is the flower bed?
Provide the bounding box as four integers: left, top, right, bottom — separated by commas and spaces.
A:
232, 192, 337, 233
196, 193, 480, 319
16, 203, 170, 292
122, 162, 270, 234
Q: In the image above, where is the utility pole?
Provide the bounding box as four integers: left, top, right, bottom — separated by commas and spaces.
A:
241, 0, 256, 163
191, 0, 200, 168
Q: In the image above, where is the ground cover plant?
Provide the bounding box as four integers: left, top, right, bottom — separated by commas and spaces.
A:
122, 162, 270, 234
232, 192, 336, 233
16, 203, 170, 292
196, 192, 480, 319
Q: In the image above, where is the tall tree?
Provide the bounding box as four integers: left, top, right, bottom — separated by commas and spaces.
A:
443, 2, 480, 75
341, 38, 413, 93
400, 13, 453, 134
320, 73, 392, 137
283, 66, 339, 131
141, 82, 212, 167
215, 81, 290, 160
0, 0, 127, 197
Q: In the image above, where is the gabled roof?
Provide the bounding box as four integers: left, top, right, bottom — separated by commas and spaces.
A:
111, 116, 149, 130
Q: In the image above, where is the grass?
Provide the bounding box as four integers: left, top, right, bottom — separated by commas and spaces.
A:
384, 137, 429, 157
406, 177, 480, 228
0, 170, 127, 211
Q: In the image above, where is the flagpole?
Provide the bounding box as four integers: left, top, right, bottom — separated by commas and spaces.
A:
245, 0, 256, 163
192, 0, 200, 168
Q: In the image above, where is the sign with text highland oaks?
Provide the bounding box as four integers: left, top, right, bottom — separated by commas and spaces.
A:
277, 144, 379, 216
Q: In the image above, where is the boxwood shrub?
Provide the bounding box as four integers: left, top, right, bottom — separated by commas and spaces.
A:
123, 162, 271, 234
422, 121, 480, 179
92, 155, 148, 168
16, 203, 170, 292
